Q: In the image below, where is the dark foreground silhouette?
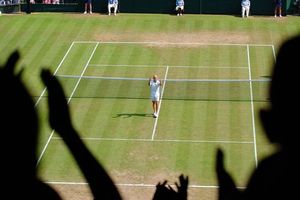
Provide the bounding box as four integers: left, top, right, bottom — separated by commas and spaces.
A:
0, 51, 62, 199
0, 51, 122, 199
216, 35, 300, 200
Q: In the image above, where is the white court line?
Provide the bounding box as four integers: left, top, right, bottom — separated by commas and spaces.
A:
272, 45, 276, 62
246, 45, 258, 167
73, 41, 98, 44
52, 136, 254, 144
88, 63, 247, 69
46, 181, 246, 189
151, 66, 169, 140
73, 40, 274, 47
66, 43, 99, 102
34, 42, 75, 107
36, 42, 100, 166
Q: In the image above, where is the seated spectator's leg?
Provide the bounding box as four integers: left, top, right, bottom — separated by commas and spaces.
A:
89, 3, 92, 13
108, 4, 112, 15
246, 6, 250, 17
114, 4, 117, 15
176, 6, 180, 16
242, 6, 245, 18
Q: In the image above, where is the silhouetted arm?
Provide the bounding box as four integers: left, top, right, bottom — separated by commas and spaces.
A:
216, 149, 240, 200
41, 69, 122, 200
174, 174, 188, 200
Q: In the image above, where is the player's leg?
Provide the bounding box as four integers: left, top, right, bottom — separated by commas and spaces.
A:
180, 6, 184, 16
155, 101, 159, 117
152, 101, 156, 116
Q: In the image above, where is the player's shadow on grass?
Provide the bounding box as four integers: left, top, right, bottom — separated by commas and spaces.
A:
113, 113, 153, 118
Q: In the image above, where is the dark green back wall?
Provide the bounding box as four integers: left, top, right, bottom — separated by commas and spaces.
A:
83, 0, 288, 15
19, 0, 294, 15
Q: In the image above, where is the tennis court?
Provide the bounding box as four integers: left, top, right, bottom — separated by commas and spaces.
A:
34, 41, 275, 199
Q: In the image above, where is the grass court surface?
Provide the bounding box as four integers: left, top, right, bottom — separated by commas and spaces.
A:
1, 13, 300, 199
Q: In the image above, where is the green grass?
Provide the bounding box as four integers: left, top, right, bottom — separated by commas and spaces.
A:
1, 13, 300, 200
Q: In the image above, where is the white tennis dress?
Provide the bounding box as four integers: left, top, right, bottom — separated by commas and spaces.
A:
149, 80, 160, 101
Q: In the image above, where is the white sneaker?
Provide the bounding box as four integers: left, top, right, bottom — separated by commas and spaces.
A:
279, 15, 282, 17
83, 11, 87, 14
114, 13, 116, 16
108, 13, 111, 15
89, 11, 92, 14
274, 15, 277, 17
180, 13, 183, 16
177, 13, 179, 16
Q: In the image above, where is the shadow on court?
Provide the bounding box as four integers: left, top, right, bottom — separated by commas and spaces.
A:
113, 113, 153, 118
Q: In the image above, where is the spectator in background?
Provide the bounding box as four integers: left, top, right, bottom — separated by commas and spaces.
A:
25, 0, 32, 14
175, 0, 184, 16
108, 0, 118, 16
294, 0, 300, 15
83, 0, 92, 14
241, 0, 250, 18
216, 35, 300, 200
274, 0, 282, 17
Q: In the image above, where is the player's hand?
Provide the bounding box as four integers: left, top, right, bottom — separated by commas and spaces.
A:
41, 69, 73, 134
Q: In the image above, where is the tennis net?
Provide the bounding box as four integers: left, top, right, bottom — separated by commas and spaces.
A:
55, 75, 270, 102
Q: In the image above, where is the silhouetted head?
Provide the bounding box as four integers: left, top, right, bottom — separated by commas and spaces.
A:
260, 35, 300, 147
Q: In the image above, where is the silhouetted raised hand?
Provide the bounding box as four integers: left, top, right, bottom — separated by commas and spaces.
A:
41, 69, 122, 200
216, 149, 241, 200
0, 51, 62, 199
153, 174, 188, 200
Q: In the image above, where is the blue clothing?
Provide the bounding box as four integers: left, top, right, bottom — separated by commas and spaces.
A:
275, 0, 282, 7
84, 0, 91, 3
241, 0, 250, 7
176, 0, 184, 7
108, 0, 118, 4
